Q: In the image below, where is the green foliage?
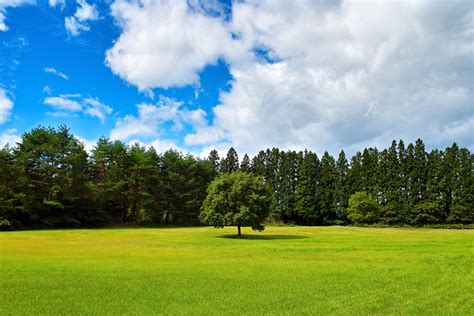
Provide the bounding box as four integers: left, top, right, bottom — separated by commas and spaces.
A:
219, 147, 239, 174
447, 203, 473, 224
347, 192, 380, 224
0, 217, 12, 230
0, 125, 472, 229
410, 201, 442, 225
379, 201, 401, 225
295, 150, 320, 225
200, 172, 271, 236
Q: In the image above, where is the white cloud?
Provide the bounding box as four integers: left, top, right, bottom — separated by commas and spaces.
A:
110, 96, 208, 141
44, 67, 69, 80
48, 0, 65, 8
76, 136, 96, 153
205, 0, 474, 155
42, 86, 52, 95
0, 11, 6, 32
74, 0, 98, 21
105, 0, 244, 90
0, 88, 13, 124
0, 0, 34, 31
83, 97, 113, 123
65, 16, 89, 36
44, 95, 82, 111
44, 94, 113, 122
106, 0, 474, 155
184, 126, 227, 146
0, 128, 20, 148
65, 0, 99, 36
128, 138, 186, 155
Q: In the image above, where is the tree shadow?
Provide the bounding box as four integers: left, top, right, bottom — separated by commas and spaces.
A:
217, 234, 309, 240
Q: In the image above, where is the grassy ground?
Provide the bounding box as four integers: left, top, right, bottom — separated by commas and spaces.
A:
1, 226, 472, 315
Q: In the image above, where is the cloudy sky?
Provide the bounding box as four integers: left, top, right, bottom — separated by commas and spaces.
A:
0, 0, 472, 156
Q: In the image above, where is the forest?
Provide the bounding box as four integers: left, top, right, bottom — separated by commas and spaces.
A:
0, 125, 472, 230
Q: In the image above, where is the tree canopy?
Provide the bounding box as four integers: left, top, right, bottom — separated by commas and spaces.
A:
0, 125, 472, 230
199, 172, 271, 237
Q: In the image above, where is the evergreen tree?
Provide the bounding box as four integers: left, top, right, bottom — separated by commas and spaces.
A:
412, 139, 428, 203
440, 143, 460, 220
220, 147, 239, 173
208, 149, 220, 175
447, 148, 473, 224
295, 150, 320, 225
0, 147, 14, 229
334, 150, 349, 223
319, 151, 337, 224
1, 125, 471, 229
240, 154, 251, 172
347, 152, 363, 194
278, 151, 299, 223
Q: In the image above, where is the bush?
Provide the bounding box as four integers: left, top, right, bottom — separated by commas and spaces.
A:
0, 217, 12, 231
447, 203, 473, 224
410, 202, 441, 226
379, 201, 401, 225
346, 192, 379, 224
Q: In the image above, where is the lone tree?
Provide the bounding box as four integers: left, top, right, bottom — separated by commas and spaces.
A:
346, 191, 380, 224
199, 172, 271, 237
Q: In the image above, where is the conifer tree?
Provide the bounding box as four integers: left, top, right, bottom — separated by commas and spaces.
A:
334, 150, 349, 223
295, 150, 320, 225
319, 151, 337, 224
240, 154, 251, 172
220, 147, 239, 173
208, 149, 220, 175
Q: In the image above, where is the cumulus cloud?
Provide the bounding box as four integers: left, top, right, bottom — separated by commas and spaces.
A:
110, 96, 207, 141
0, 88, 14, 124
44, 94, 113, 122
0, 0, 34, 31
105, 0, 244, 90
65, 0, 99, 36
106, 0, 474, 155
0, 128, 20, 148
208, 0, 474, 154
44, 67, 69, 80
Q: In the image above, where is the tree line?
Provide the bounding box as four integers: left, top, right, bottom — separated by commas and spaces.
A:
0, 125, 472, 230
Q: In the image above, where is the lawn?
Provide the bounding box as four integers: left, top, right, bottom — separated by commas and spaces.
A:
1, 226, 472, 315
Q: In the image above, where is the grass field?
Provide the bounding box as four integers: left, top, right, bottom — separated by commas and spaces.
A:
1, 226, 473, 315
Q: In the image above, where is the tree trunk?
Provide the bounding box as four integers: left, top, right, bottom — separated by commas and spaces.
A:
237, 225, 241, 238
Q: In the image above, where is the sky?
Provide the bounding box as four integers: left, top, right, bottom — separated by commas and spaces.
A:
0, 0, 472, 157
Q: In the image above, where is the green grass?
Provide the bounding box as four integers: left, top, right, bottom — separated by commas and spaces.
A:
1, 226, 473, 315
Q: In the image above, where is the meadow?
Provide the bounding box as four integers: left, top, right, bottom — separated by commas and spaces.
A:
1, 226, 472, 315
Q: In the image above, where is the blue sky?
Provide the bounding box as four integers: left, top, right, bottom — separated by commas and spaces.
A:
0, 0, 472, 156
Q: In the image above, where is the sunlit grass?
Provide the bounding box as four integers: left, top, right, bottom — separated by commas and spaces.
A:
1, 226, 472, 314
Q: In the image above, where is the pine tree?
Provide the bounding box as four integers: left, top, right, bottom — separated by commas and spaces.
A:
334, 150, 349, 223
295, 150, 320, 225
319, 151, 337, 224
440, 143, 460, 221
278, 151, 299, 223
208, 149, 220, 175
447, 147, 473, 223
412, 139, 428, 203
0, 147, 14, 229
240, 154, 251, 172
348, 152, 363, 194
220, 147, 239, 173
